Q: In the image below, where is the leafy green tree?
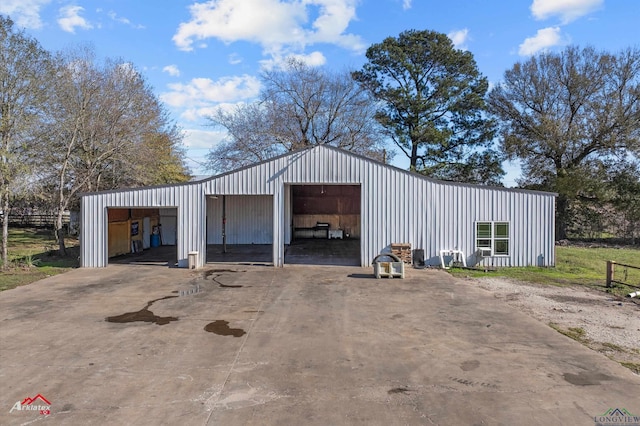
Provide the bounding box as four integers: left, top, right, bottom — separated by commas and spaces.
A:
488, 46, 640, 239
0, 15, 54, 269
207, 58, 387, 173
135, 128, 190, 186
608, 161, 640, 244
352, 29, 502, 184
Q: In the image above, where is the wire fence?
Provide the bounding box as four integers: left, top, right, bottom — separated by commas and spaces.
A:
606, 260, 640, 290
3, 214, 69, 228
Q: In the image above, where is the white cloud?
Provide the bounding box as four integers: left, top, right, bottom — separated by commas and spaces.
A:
58, 5, 93, 33
530, 0, 603, 23
291, 51, 327, 66
448, 28, 470, 50
518, 26, 563, 56
160, 75, 261, 120
181, 106, 220, 122
402, 0, 412, 10
106, 10, 145, 29
307, 0, 363, 49
260, 51, 327, 70
180, 101, 250, 122
0, 0, 50, 29
182, 128, 227, 149
228, 53, 243, 65
163, 65, 181, 77
172, 0, 364, 56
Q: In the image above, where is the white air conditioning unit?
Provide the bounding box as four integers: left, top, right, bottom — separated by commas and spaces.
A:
477, 248, 492, 257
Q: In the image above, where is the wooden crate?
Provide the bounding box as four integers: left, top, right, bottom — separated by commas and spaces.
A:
391, 243, 412, 264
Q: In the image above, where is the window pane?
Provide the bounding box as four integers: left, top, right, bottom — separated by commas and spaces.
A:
495, 240, 509, 255
476, 239, 491, 248
494, 223, 509, 238
477, 223, 491, 238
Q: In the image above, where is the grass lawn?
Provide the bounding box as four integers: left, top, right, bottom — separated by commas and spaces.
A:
0, 227, 79, 292
449, 246, 640, 297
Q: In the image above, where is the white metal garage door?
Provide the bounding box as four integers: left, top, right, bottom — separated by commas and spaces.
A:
206, 195, 274, 244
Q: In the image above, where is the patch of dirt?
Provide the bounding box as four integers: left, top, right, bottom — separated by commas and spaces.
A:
473, 277, 640, 374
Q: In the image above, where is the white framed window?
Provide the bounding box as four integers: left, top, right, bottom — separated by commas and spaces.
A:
476, 221, 510, 256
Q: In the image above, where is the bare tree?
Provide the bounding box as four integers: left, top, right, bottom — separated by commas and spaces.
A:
0, 16, 53, 269
207, 103, 289, 171
207, 59, 387, 173
34, 45, 189, 255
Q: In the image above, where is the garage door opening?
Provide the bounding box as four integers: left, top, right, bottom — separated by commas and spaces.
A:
286, 184, 360, 266
107, 208, 178, 266
206, 195, 273, 264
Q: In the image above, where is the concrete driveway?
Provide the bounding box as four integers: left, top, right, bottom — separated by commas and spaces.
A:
1, 265, 639, 425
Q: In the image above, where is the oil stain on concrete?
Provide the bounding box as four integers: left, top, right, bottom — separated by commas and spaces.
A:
205, 320, 246, 337
563, 371, 612, 386
204, 269, 244, 288
219, 283, 243, 288
388, 387, 411, 394
460, 360, 480, 371
106, 296, 178, 326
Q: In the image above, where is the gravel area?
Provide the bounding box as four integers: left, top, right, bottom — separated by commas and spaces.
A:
470, 277, 640, 372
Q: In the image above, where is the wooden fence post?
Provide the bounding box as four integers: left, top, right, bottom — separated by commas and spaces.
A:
606, 260, 615, 288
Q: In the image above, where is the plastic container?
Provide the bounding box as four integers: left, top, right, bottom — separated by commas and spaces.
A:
372, 253, 405, 279
188, 251, 199, 269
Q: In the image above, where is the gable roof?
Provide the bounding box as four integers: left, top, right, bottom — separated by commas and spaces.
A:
82, 144, 556, 197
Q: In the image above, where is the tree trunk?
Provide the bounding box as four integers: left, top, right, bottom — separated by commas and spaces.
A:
55, 209, 67, 256
1, 190, 8, 270
555, 194, 570, 241
410, 142, 418, 171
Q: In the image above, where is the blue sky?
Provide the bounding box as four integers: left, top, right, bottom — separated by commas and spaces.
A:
3, 0, 639, 185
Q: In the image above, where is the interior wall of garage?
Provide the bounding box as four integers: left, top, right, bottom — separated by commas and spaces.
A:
206, 195, 274, 244
159, 208, 177, 245
130, 209, 160, 250
290, 184, 360, 238
106, 208, 160, 258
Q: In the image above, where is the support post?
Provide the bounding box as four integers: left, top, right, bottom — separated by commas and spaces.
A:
222, 195, 226, 254
606, 260, 615, 288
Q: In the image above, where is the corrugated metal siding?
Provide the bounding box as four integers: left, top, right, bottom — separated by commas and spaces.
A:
159, 209, 178, 246
80, 194, 108, 268
206, 195, 273, 244
81, 183, 206, 268
81, 145, 556, 268
274, 185, 285, 266
283, 184, 292, 244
